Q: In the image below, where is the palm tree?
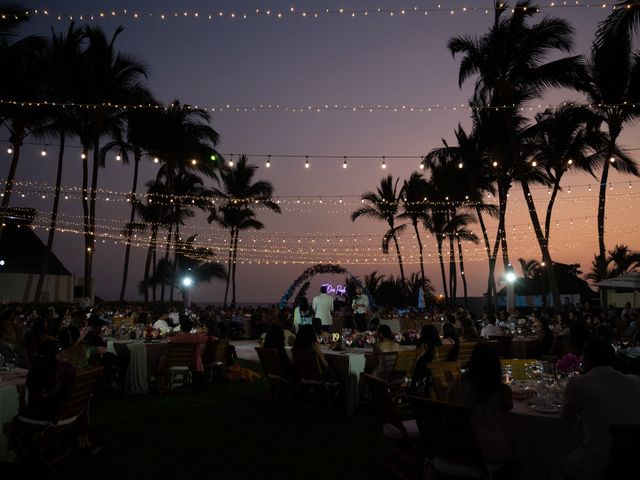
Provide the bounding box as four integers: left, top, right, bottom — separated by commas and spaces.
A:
33, 23, 85, 303
448, 0, 584, 308
73, 25, 148, 298
608, 245, 640, 277
399, 172, 430, 290
580, 24, 640, 267
447, 213, 479, 307
595, 1, 640, 45
364, 271, 384, 303
101, 101, 157, 301
518, 258, 543, 279
352, 175, 406, 285
210, 155, 280, 306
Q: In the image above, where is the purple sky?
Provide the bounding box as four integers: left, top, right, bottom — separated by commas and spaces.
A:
3, 1, 640, 304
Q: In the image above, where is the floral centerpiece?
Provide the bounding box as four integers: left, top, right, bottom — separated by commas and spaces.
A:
400, 329, 420, 346
556, 353, 581, 376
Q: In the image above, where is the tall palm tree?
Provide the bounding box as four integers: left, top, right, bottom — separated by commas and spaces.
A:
33, 23, 85, 303
210, 155, 280, 306
448, 0, 584, 309
579, 25, 640, 267
73, 25, 148, 298
607, 245, 640, 277
101, 100, 157, 301
399, 172, 430, 290
352, 175, 406, 285
518, 258, 543, 279
364, 271, 384, 304
447, 212, 479, 307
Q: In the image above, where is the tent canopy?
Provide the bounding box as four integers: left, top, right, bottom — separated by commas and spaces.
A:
595, 272, 640, 290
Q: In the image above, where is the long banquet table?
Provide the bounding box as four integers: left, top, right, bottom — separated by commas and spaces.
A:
108, 340, 169, 394
0, 368, 28, 462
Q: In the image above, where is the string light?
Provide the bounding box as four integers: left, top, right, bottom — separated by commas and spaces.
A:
40, 146, 47, 157
381, 157, 387, 169
24, 3, 629, 25
419, 158, 425, 170
228, 154, 234, 167
115, 154, 121, 161
610, 156, 616, 163
191, 158, 197, 165
6, 147, 12, 154
343, 156, 348, 169
265, 155, 271, 168
305, 156, 310, 169
81, 153, 86, 160
458, 162, 464, 169
153, 157, 159, 164
492, 161, 498, 167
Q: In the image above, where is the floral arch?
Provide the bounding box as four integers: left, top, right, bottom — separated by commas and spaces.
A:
278, 263, 374, 310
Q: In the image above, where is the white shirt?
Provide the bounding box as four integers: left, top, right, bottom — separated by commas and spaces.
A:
168, 312, 179, 326
562, 366, 640, 479
152, 319, 171, 334
312, 293, 334, 325
352, 294, 369, 315
480, 324, 505, 338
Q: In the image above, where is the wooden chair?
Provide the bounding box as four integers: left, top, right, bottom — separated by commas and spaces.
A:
255, 347, 294, 405
10, 367, 104, 468
433, 344, 455, 363
292, 349, 340, 413
390, 349, 422, 391
159, 343, 197, 391
363, 374, 424, 479
488, 336, 513, 358
202, 339, 229, 382
374, 351, 399, 382
457, 342, 477, 366
606, 424, 640, 480
429, 361, 461, 401
409, 396, 507, 479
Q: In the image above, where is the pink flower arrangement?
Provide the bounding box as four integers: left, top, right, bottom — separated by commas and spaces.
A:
401, 329, 420, 345
556, 353, 581, 374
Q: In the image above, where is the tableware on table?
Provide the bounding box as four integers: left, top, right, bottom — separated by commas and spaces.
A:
530, 403, 561, 414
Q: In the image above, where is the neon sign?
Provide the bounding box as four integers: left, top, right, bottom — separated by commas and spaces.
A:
322, 283, 347, 296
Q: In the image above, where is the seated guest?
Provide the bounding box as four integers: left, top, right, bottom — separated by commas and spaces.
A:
533, 316, 555, 357
152, 316, 172, 334
370, 325, 401, 376
0, 319, 30, 369
168, 316, 212, 374
82, 317, 107, 348
292, 324, 333, 379
480, 315, 505, 338
409, 325, 443, 395
58, 326, 107, 369
25, 340, 77, 421
441, 322, 460, 360
446, 343, 513, 464
555, 339, 640, 480
461, 316, 482, 342
263, 325, 297, 382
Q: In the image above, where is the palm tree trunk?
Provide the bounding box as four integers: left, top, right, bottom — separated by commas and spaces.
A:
0, 137, 22, 211
544, 181, 561, 242
598, 160, 611, 264
457, 236, 468, 308
223, 228, 234, 306
476, 205, 497, 307
169, 223, 179, 301
161, 223, 173, 301
231, 228, 240, 306
391, 234, 406, 285
436, 237, 449, 302
143, 226, 158, 303
521, 180, 561, 311
84, 137, 101, 300
81, 146, 91, 298
449, 235, 457, 305
34, 131, 66, 303
152, 247, 157, 302
119, 147, 141, 301
413, 221, 426, 288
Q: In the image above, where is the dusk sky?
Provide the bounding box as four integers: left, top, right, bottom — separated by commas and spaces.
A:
3, 1, 640, 304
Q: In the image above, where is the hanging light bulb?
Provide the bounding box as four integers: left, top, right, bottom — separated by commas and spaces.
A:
610, 156, 616, 163
343, 156, 348, 169
567, 159, 573, 165
381, 156, 387, 169
153, 157, 159, 164
305, 156, 310, 169
339, 196, 343, 203
588, 184, 592, 192
191, 158, 197, 165
531, 161, 537, 167
228, 154, 234, 167
458, 162, 464, 169
116, 154, 122, 161
266, 155, 271, 168
419, 158, 425, 170
492, 161, 498, 167
81, 153, 86, 160
7, 147, 12, 154
40, 146, 48, 157
568, 186, 572, 193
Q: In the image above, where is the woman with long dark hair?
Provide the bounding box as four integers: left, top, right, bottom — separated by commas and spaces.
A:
446, 343, 513, 464
408, 325, 442, 395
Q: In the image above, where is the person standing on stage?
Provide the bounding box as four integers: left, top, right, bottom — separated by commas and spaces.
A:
352, 286, 369, 331
312, 285, 334, 331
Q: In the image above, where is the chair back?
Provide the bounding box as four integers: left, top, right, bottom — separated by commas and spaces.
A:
376, 351, 398, 381
457, 342, 476, 365
58, 367, 103, 421
255, 347, 286, 379
429, 361, 461, 400
606, 424, 640, 480
394, 349, 420, 377
488, 336, 513, 358
201, 339, 219, 366
409, 396, 488, 475
214, 339, 229, 364
292, 348, 325, 383
165, 343, 197, 369
433, 344, 454, 362
363, 373, 406, 435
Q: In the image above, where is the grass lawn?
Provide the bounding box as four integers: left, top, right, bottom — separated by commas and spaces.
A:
8, 360, 391, 479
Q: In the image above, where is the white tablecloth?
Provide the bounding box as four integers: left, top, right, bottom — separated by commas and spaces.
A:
508, 401, 582, 480
324, 351, 367, 414
0, 369, 28, 462
108, 341, 168, 394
